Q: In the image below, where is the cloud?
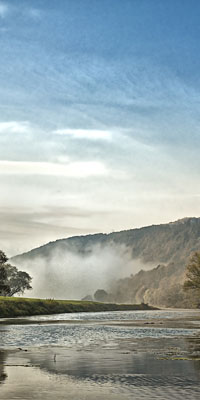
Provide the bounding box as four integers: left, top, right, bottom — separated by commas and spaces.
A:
12, 241, 151, 300
54, 128, 112, 141
28, 8, 42, 20
0, 121, 30, 134
0, 206, 92, 234
0, 3, 43, 21
0, 160, 108, 178
0, 2, 8, 18
0, 206, 94, 257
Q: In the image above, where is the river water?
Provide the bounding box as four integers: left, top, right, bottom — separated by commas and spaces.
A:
0, 310, 200, 399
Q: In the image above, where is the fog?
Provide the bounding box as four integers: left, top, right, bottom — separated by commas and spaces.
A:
14, 243, 154, 300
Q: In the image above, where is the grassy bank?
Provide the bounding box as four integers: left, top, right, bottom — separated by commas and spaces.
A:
0, 296, 157, 318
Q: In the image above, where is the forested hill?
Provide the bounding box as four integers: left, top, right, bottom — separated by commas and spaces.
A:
11, 217, 200, 307
12, 217, 200, 265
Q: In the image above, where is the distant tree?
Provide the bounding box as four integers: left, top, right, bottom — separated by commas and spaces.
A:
94, 289, 108, 302
184, 252, 200, 307
0, 250, 32, 297
81, 295, 93, 302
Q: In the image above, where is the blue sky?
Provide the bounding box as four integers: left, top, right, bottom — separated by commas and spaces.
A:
0, 0, 200, 255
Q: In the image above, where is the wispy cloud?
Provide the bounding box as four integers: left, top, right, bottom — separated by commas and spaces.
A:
54, 128, 112, 141
0, 121, 30, 134
27, 8, 42, 21
0, 160, 108, 178
0, 3, 42, 20
0, 2, 8, 18
0, 0, 200, 256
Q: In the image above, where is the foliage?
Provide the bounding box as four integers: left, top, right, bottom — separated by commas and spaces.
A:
0, 265, 10, 296
0, 250, 32, 297
184, 252, 200, 291
0, 251, 8, 264
94, 289, 108, 302
184, 252, 200, 308
0, 251, 11, 296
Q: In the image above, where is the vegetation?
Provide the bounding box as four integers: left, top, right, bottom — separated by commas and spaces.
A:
0, 250, 32, 297
94, 289, 109, 302
184, 252, 200, 290
184, 252, 200, 307
0, 296, 157, 319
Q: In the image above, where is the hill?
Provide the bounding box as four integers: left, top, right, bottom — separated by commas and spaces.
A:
11, 217, 200, 307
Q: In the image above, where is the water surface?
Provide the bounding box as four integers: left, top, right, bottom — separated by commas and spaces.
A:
0, 309, 200, 399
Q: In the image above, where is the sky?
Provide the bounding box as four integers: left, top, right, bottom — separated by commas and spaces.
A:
0, 0, 200, 256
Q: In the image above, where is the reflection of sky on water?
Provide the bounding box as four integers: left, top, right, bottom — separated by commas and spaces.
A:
19, 338, 200, 380
0, 323, 199, 348
0, 351, 7, 385
0, 311, 200, 399
1, 310, 200, 349
1, 336, 200, 400
6, 309, 199, 322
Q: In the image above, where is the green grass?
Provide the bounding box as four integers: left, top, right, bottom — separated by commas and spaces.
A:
0, 296, 157, 318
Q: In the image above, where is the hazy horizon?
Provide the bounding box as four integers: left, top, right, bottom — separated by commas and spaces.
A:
1, 0, 200, 256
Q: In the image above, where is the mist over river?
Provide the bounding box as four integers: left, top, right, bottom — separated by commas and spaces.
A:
0, 309, 200, 399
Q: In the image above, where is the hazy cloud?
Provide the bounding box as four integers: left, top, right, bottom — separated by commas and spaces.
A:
0, 160, 108, 178
28, 8, 42, 20
0, 121, 30, 134
14, 243, 153, 300
54, 128, 112, 141
0, 2, 8, 18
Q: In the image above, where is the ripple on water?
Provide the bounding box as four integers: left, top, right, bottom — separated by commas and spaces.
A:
0, 321, 198, 348
0, 310, 200, 400
11, 309, 200, 322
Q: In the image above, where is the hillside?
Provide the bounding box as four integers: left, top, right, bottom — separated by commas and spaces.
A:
11, 217, 200, 307
13, 217, 200, 265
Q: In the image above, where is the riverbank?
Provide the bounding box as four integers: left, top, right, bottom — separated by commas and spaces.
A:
0, 296, 157, 318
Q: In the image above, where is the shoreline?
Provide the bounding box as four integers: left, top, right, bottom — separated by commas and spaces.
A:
0, 296, 158, 319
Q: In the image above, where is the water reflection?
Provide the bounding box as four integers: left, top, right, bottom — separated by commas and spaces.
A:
1, 310, 200, 399
1, 342, 200, 400
7, 336, 200, 386
0, 351, 7, 384
185, 336, 200, 374
1, 340, 200, 400
5, 309, 199, 322
0, 323, 198, 349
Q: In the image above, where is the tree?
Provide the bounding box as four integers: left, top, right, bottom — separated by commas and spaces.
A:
0, 264, 11, 296
184, 252, 200, 291
0, 251, 10, 295
0, 250, 32, 296
5, 264, 32, 296
0, 250, 8, 264
94, 289, 108, 302
184, 252, 200, 308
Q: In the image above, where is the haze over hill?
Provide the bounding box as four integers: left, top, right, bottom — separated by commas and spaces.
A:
11, 217, 200, 307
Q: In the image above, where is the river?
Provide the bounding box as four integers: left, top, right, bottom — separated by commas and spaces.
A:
0, 309, 200, 399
